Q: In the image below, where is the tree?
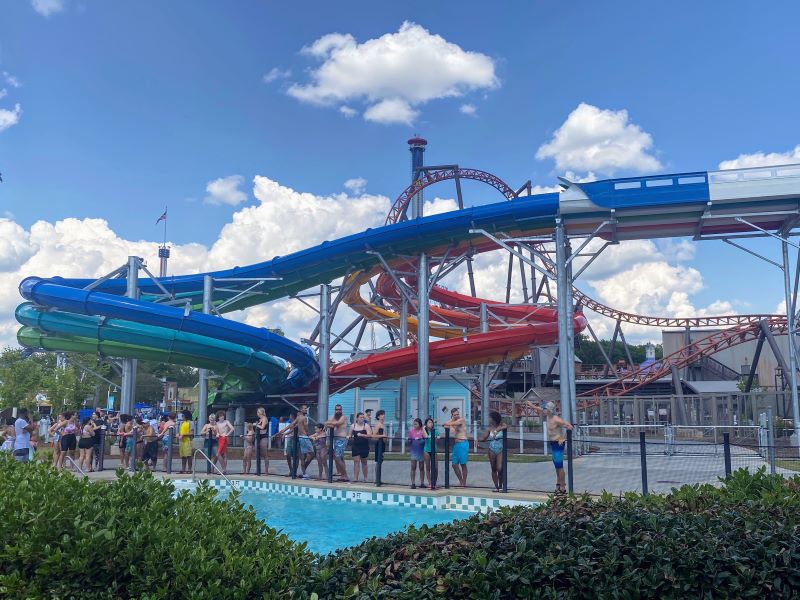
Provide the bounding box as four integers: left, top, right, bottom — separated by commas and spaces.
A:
575, 335, 663, 367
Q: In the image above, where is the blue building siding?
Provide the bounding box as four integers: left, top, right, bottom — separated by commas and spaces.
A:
329, 375, 473, 426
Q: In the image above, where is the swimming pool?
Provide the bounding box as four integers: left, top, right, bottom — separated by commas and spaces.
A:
230, 489, 469, 554
175, 479, 535, 554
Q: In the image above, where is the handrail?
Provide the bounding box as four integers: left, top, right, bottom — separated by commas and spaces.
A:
64, 455, 87, 476
191, 448, 239, 491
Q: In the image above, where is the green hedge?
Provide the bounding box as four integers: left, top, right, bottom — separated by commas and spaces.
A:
3, 454, 800, 599
0, 454, 312, 599
299, 468, 800, 599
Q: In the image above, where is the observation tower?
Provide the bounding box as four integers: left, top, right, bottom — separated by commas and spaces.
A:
408, 135, 427, 219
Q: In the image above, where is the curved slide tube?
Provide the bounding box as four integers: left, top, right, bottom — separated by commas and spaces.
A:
18, 278, 318, 391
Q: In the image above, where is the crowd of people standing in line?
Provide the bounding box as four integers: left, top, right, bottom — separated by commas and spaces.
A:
2, 401, 573, 494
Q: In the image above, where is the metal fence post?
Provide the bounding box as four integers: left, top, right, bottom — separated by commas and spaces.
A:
96, 427, 105, 472
325, 428, 334, 483
767, 407, 776, 474
723, 432, 732, 478
444, 428, 450, 489
639, 431, 648, 496
131, 427, 138, 472
255, 427, 262, 476
502, 427, 508, 493
401, 421, 406, 455
166, 426, 174, 474
566, 429, 574, 495
519, 420, 524, 455
291, 427, 299, 479
542, 423, 548, 456
206, 429, 213, 474
429, 426, 438, 490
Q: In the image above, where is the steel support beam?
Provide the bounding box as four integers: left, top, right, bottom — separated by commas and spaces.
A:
196, 275, 213, 426
480, 303, 490, 426
760, 320, 793, 389
555, 220, 575, 424
417, 253, 430, 421
399, 299, 409, 425
317, 284, 331, 423
744, 333, 765, 393
781, 241, 800, 443
120, 256, 139, 414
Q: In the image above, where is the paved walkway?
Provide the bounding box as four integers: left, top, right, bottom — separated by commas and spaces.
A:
83, 449, 791, 496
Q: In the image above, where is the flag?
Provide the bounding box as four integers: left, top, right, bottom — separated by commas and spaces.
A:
155, 208, 167, 225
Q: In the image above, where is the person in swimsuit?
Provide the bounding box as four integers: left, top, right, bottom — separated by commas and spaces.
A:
276, 406, 315, 479
177, 410, 194, 474
159, 413, 176, 472
408, 418, 427, 489
57, 413, 78, 470
254, 407, 270, 475
349, 412, 372, 483
310, 423, 328, 479
215, 410, 234, 475
443, 407, 469, 487
531, 401, 573, 495
423, 418, 437, 489
324, 403, 349, 481
48, 413, 64, 468
200, 414, 219, 471
77, 417, 97, 472
242, 422, 255, 475
370, 410, 388, 486
479, 411, 507, 492
141, 420, 160, 470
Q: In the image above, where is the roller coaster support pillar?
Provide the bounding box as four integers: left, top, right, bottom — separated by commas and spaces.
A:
417, 253, 430, 421
317, 284, 331, 423
781, 241, 800, 444
555, 220, 576, 424
480, 303, 490, 426
197, 275, 212, 428
120, 256, 139, 415
399, 299, 408, 425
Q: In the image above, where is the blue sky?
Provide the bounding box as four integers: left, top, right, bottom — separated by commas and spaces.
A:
0, 0, 799, 345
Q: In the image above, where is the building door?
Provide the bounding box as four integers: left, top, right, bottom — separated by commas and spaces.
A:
436, 397, 465, 422
361, 398, 380, 417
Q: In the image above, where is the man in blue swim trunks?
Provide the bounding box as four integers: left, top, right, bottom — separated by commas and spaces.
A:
324, 403, 349, 482
533, 401, 573, 495
443, 407, 469, 487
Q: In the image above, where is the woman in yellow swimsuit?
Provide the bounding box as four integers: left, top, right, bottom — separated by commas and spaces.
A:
178, 410, 193, 473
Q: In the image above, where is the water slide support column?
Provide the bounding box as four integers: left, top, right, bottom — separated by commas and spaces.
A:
399, 299, 408, 425
480, 303, 490, 426
781, 241, 800, 444
555, 220, 575, 424
120, 256, 139, 414
417, 253, 430, 421
197, 275, 212, 427
317, 284, 331, 424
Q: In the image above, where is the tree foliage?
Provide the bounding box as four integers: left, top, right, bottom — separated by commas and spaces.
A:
575, 333, 663, 366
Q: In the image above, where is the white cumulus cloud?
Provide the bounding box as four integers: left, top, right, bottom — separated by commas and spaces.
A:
536, 103, 662, 175
339, 106, 357, 118
2, 72, 21, 88
287, 21, 498, 124
262, 67, 292, 83
363, 98, 418, 125
718, 145, 800, 170
459, 103, 477, 116
204, 175, 247, 206
31, 0, 65, 16
0, 104, 22, 132
343, 177, 367, 194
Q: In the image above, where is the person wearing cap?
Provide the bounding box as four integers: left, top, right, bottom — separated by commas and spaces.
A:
531, 401, 573, 495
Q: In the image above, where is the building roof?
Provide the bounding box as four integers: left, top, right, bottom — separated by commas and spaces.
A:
683, 380, 741, 394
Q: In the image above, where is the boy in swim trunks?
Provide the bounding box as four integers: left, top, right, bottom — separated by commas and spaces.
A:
532, 401, 573, 495
215, 410, 233, 475
442, 407, 469, 487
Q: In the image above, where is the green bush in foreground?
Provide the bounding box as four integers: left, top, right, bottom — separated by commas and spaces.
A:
2, 454, 799, 599
0, 454, 312, 599
299, 468, 800, 599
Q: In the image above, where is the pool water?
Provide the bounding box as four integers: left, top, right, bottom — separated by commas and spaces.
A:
225, 490, 469, 554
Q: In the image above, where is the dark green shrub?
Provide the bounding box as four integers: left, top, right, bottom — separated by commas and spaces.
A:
0, 454, 312, 599
298, 468, 800, 599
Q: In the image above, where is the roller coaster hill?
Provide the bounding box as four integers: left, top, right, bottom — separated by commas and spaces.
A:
14, 138, 800, 442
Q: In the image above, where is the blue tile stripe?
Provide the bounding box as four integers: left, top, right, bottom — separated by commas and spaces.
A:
177, 479, 537, 513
